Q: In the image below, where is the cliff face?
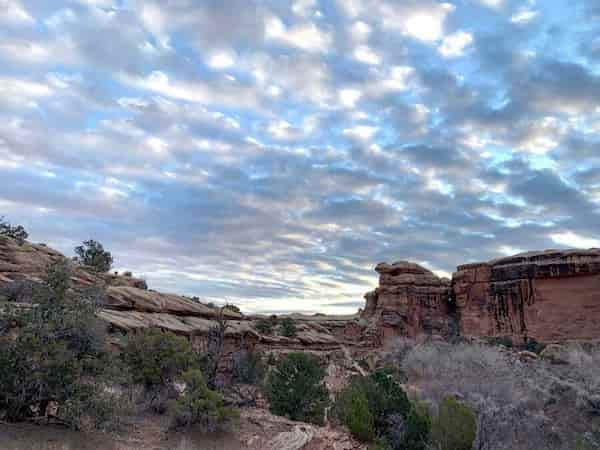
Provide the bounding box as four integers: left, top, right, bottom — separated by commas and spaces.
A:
454, 249, 600, 342
362, 261, 453, 342
363, 249, 600, 343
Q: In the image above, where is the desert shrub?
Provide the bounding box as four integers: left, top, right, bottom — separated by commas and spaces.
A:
265, 352, 329, 424
486, 335, 514, 348
61, 383, 126, 432
335, 368, 412, 445
255, 317, 276, 335
339, 386, 376, 442
172, 369, 239, 432
0, 260, 118, 428
123, 329, 198, 393
396, 341, 600, 450
0, 279, 40, 303
279, 317, 297, 337
74, 239, 113, 273
522, 337, 546, 354
400, 402, 431, 450
232, 349, 265, 384
0, 217, 28, 245
431, 397, 477, 450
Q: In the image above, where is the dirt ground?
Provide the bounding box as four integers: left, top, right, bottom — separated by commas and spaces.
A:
0, 407, 362, 450
0, 414, 244, 450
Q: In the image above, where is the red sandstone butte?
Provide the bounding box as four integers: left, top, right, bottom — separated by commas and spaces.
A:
454, 248, 600, 342
363, 249, 600, 343
362, 261, 453, 341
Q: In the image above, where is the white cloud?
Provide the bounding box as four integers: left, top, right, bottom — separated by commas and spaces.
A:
0, 0, 34, 24
350, 21, 371, 41
354, 45, 381, 65
439, 31, 473, 57
146, 136, 168, 154
121, 71, 258, 108
208, 51, 235, 69
550, 232, 600, 249
292, 0, 317, 17
266, 16, 331, 52
510, 9, 539, 24
479, 0, 503, 8
379, 66, 414, 92
0, 78, 52, 99
338, 88, 362, 108
343, 125, 378, 140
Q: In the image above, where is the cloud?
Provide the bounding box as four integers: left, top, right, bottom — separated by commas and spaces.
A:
439, 31, 474, 57
0, 0, 599, 314
550, 232, 600, 249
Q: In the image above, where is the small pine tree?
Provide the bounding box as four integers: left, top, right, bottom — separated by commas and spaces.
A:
265, 352, 329, 424
123, 329, 197, 391
0, 217, 28, 245
172, 369, 239, 432
431, 397, 477, 450
280, 317, 297, 337
74, 240, 113, 273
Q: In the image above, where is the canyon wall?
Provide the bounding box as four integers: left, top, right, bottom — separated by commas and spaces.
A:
362, 249, 600, 343
362, 261, 454, 342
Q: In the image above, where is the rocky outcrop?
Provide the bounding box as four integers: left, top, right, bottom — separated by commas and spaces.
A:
363, 249, 600, 343
454, 249, 600, 342
0, 236, 363, 351
362, 261, 452, 342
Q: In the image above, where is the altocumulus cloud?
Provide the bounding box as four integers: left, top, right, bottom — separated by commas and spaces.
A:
1, 0, 599, 314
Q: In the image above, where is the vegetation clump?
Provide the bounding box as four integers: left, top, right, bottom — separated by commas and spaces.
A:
74, 239, 113, 273
172, 368, 239, 431
0, 259, 121, 430
334, 368, 427, 449
431, 397, 477, 450
265, 352, 329, 424
123, 328, 197, 410
255, 316, 277, 335
279, 317, 297, 337
0, 217, 28, 245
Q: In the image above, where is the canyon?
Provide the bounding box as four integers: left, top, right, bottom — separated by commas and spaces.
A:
2, 236, 600, 353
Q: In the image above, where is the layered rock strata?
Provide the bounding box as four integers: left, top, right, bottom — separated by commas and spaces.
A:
362, 261, 452, 342
454, 249, 600, 342
363, 249, 600, 343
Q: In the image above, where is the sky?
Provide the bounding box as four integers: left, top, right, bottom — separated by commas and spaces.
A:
1, 0, 599, 314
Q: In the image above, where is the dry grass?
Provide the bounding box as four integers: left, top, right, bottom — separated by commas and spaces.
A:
386, 339, 600, 450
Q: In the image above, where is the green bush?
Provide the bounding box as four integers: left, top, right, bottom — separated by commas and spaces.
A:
0, 217, 28, 245
172, 369, 239, 432
123, 329, 198, 392
255, 317, 276, 335
401, 402, 431, 450
232, 349, 265, 384
265, 352, 329, 424
0, 260, 118, 428
279, 317, 298, 337
334, 368, 411, 444
74, 239, 114, 273
343, 388, 375, 442
522, 337, 546, 354
431, 397, 477, 450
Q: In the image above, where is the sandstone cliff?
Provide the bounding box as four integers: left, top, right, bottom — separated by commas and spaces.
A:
362, 249, 600, 343
362, 261, 452, 342
454, 249, 600, 342
0, 236, 362, 352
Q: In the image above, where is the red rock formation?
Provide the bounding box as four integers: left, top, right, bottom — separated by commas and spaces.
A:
361, 261, 452, 342
454, 249, 600, 342
364, 249, 600, 343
